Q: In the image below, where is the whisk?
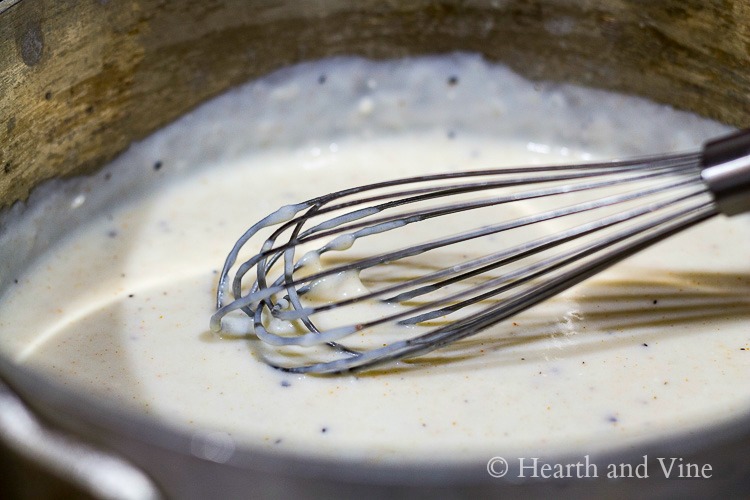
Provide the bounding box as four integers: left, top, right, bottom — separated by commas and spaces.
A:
210, 129, 750, 374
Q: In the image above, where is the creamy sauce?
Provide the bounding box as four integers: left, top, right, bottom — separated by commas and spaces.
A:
0, 54, 748, 462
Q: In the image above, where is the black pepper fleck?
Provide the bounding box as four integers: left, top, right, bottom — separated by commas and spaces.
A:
447, 75, 459, 86
321, 427, 328, 434
642, 343, 648, 347
652, 299, 658, 304
44, 91, 52, 100
128, 294, 134, 298
86, 105, 94, 114
608, 415, 618, 423
280, 380, 291, 387
153, 160, 163, 171
318, 74, 327, 84
3, 162, 11, 174
107, 230, 118, 238
274, 438, 282, 445
104, 172, 112, 181
13, 279, 19, 284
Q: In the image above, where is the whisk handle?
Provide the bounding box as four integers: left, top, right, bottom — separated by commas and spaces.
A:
701, 129, 750, 216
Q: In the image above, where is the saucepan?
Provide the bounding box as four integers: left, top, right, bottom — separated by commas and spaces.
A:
1, 0, 749, 497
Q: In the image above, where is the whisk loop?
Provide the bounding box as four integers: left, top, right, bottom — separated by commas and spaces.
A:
211, 130, 750, 374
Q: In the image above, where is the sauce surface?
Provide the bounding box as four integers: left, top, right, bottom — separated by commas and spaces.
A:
0, 54, 748, 462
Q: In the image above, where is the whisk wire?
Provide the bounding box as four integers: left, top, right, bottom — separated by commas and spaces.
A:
233, 163, 701, 306
277, 200, 717, 374
210, 136, 750, 374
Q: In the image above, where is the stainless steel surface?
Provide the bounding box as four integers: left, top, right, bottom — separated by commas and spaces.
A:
702, 129, 750, 215
0, 379, 161, 500
1, 0, 750, 498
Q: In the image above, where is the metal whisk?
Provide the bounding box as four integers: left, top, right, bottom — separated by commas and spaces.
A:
210, 130, 750, 374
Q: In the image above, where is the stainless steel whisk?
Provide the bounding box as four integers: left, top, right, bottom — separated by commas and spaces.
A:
210, 130, 750, 374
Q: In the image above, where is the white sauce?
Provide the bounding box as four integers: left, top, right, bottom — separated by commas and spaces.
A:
0, 54, 748, 463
